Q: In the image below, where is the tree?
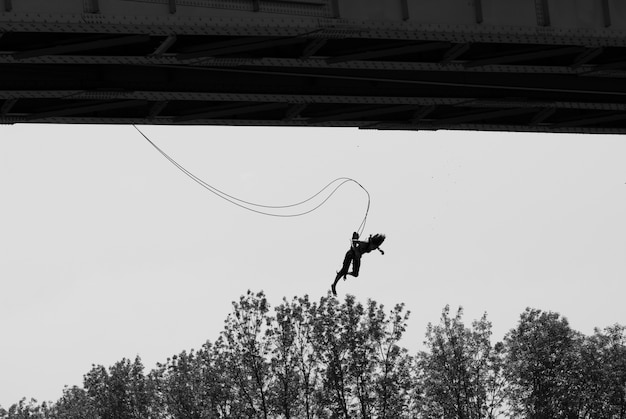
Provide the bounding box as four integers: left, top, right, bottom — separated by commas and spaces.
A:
267, 297, 306, 419
503, 308, 584, 419
311, 294, 360, 418
221, 290, 272, 419
151, 349, 207, 419
0, 398, 52, 419
287, 295, 323, 419
52, 386, 98, 419
310, 294, 414, 419
578, 324, 626, 418
83, 356, 153, 419
418, 306, 504, 419
367, 301, 414, 419
6, 292, 624, 419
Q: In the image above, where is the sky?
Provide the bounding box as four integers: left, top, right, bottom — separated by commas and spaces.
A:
1, 123, 625, 407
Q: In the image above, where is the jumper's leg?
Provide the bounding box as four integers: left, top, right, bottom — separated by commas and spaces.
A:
348, 256, 361, 278
332, 271, 342, 295
332, 250, 353, 296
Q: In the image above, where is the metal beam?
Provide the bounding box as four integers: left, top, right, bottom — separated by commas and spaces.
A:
13, 35, 151, 60
601, 0, 611, 27
529, 107, 556, 125
301, 39, 327, 59
433, 107, 538, 125
410, 105, 437, 123
5, 90, 626, 113
151, 35, 177, 57
4, 0, 11, 12
169, 0, 176, 14
84, 0, 99, 14
535, 0, 551, 26
441, 43, 470, 64
330, 0, 340, 18
179, 37, 270, 54
273, 0, 326, 4
177, 37, 308, 60
464, 46, 582, 68
308, 104, 416, 124
155, 63, 626, 99
474, 0, 483, 24
25, 100, 147, 121
327, 42, 450, 64
400, 0, 410, 21
148, 101, 169, 118
283, 103, 307, 121
174, 103, 287, 123
571, 48, 604, 68
582, 60, 626, 74
1, 98, 17, 116
552, 112, 626, 128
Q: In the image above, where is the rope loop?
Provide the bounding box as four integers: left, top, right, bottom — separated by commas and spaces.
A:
133, 125, 371, 234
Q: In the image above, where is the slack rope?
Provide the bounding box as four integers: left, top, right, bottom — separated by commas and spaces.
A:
133, 125, 371, 236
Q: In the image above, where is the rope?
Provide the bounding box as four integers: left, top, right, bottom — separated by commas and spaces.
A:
133, 125, 370, 235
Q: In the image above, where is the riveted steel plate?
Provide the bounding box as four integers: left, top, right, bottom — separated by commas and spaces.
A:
122, 0, 334, 17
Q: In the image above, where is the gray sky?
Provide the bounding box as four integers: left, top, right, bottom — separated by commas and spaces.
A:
1, 124, 625, 407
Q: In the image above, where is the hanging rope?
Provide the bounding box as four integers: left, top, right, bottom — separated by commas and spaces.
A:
133, 125, 371, 236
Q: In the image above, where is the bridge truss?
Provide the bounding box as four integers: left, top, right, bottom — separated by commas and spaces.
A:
2, 0, 626, 133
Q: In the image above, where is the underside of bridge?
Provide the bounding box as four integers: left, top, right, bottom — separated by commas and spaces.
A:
2, 0, 626, 133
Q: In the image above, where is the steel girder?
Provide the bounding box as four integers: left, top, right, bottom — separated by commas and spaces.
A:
2, 0, 626, 133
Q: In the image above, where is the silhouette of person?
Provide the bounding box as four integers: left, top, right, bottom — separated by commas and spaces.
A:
332, 232, 385, 296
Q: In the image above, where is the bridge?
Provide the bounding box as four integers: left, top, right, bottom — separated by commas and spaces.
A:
2, 0, 626, 133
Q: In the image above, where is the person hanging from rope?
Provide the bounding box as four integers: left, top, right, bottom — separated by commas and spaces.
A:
133, 127, 384, 295
332, 232, 385, 296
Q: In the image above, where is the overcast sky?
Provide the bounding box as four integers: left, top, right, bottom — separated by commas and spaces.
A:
1, 124, 625, 407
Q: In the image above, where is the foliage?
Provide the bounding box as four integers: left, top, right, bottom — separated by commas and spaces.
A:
83, 356, 154, 419
0, 398, 53, 419
503, 308, 585, 418
417, 306, 505, 419
577, 324, 626, 419
4, 294, 625, 419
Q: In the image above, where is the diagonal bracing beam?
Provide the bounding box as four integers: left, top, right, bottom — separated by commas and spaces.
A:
410, 105, 437, 123
179, 37, 271, 54
582, 60, 626, 75
283, 103, 307, 121
552, 112, 626, 128
464, 46, 583, 68
174, 102, 287, 123
13, 35, 151, 60
440, 43, 471, 64
529, 107, 556, 125
300, 38, 327, 59
308, 105, 416, 124
433, 107, 538, 125
151, 35, 177, 56
327, 42, 450, 64
1, 98, 17, 116
177, 37, 308, 60
148, 101, 169, 118
571, 48, 604, 68
25, 100, 147, 121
